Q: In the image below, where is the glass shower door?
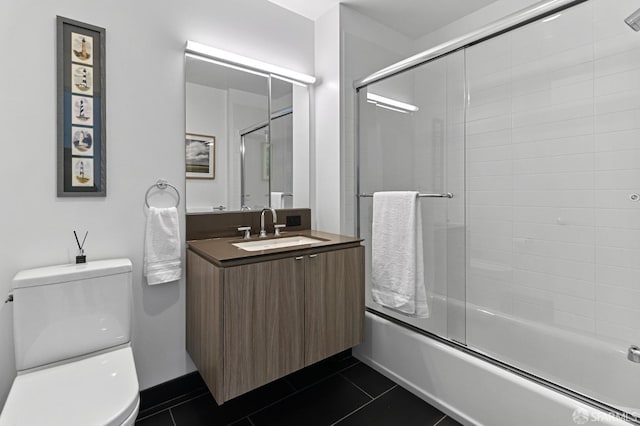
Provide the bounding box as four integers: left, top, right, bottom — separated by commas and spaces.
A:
465, 0, 640, 414
357, 50, 466, 341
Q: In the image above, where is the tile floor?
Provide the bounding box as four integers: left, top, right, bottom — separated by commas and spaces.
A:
136, 351, 462, 426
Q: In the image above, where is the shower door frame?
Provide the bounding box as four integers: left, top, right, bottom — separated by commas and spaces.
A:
353, 0, 640, 423
239, 107, 293, 209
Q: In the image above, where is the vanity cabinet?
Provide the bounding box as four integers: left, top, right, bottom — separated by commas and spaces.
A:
304, 249, 364, 365
186, 244, 364, 404
224, 257, 305, 400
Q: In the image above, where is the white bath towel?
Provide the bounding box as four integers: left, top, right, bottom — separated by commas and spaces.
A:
144, 207, 182, 285
371, 191, 428, 317
270, 192, 285, 209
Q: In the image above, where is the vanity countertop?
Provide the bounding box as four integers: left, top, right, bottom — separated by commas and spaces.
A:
187, 230, 363, 267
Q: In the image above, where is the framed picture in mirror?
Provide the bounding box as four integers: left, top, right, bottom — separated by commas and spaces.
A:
186, 133, 215, 179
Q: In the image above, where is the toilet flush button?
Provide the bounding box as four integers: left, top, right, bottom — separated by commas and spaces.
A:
630, 193, 640, 202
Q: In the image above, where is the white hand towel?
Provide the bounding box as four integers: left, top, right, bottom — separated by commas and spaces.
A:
270, 192, 285, 209
371, 191, 429, 317
144, 207, 182, 285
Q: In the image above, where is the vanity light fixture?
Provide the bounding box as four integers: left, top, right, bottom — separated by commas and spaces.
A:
185, 53, 268, 78
366, 92, 419, 113
186, 40, 316, 85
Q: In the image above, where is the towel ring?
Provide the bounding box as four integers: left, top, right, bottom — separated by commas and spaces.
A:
145, 179, 180, 208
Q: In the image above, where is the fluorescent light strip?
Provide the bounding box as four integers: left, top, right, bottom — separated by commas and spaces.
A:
367, 92, 419, 112
542, 13, 562, 22
185, 53, 269, 78
186, 40, 316, 85
368, 101, 409, 114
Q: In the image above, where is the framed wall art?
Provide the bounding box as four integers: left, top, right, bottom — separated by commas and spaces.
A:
57, 16, 106, 196
186, 133, 216, 179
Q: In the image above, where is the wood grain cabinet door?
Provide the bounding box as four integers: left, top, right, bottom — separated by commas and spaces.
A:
223, 257, 305, 401
304, 246, 365, 366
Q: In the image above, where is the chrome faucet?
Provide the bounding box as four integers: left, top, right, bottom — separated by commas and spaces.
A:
260, 208, 277, 238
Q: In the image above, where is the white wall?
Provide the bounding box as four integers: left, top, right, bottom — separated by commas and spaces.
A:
412, 0, 540, 52
314, 5, 342, 233
339, 5, 414, 236
186, 82, 228, 212
0, 0, 313, 407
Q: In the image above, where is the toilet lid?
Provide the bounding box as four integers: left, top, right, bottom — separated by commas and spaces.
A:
0, 346, 139, 426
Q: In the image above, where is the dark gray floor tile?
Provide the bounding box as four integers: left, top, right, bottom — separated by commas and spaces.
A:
335, 386, 445, 426
250, 375, 371, 426
286, 351, 360, 390
171, 378, 294, 426
228, 418, 252, 426
285, 360, 339, 390
341, 363, 395, 398
139, 372, 207, 417
135, 410, 174, 426
436, 416, 463, 426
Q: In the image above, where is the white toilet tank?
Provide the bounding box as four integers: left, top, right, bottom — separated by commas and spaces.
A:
12, 258, 133, 371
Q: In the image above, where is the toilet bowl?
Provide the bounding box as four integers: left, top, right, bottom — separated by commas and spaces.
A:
0, 259, 139, 426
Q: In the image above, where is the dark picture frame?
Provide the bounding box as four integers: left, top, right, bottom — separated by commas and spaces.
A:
186, 133, 216, 179
57, 16, 106, 196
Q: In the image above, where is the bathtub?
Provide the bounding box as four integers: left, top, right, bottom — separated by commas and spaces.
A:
354, 308, 638, 426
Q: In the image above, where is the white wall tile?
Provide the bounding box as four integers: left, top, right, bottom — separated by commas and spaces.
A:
513, 222, 594, 245
512, 77, 593, 113
512, 99, 594, 129
594, 32, 640, 61
595, 170, 640, 189
596, 208, 640, 230
466, 129, 511, 150
595, 69, 640, 97
514, 172, 594, 191
514, 206, 595, 227
596, 302, 640, 329
513, 190, 593, 209
597, 247, 640, 271
514, 238, 595, 263
595, 129, 640, 152
596, 190, 640, 209
468, 205, 513, 222
468, 190, 512, 206
514, 269, 595, 299
596, 227, 640, 250
595, 149, 640, 171
467, 145, 513, 163
595, 89, 640, 115
466, 114, 511, 135
467, 159, 512, 177
596, 263, 638, 290
512, 117, 594, 144
514, 253, 594, 282
595, 49, 640, 78
596, 284, 640, 310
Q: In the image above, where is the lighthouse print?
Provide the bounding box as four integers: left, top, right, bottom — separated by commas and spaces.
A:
72, 63, 93, 95
71, 32, 93, 65
72, 95, 93, 126
72, 157, 94, 187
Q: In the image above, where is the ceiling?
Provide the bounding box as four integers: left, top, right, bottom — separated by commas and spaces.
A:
268, 0, 500, 39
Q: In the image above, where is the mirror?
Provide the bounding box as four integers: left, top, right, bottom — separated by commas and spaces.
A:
185, 52, 310, 214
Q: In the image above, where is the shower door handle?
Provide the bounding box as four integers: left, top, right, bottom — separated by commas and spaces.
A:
628, 345, 640, 363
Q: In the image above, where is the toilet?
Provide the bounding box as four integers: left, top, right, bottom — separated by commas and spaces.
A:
0, 259, 139, 426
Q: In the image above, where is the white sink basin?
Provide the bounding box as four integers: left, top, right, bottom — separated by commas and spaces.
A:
232, 236, 325, 252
